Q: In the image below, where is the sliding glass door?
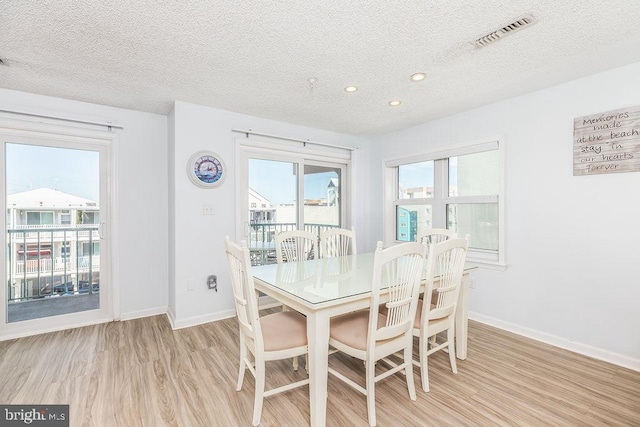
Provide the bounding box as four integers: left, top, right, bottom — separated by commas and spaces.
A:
239, 147, 349, 266
303, 163, 343, 234
246, 158, 298, 265
1, 132, 112, 331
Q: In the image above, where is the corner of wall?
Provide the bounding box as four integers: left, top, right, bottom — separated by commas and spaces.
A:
167, 104, 177, 316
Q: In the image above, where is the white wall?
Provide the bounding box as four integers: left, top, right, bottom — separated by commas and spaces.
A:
168, 101, 367, 328
368, 62, 640, 369
0, 88, 169, 321
3, 62, 637, 370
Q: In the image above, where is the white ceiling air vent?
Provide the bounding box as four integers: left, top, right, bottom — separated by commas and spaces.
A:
473, 14, 536, 48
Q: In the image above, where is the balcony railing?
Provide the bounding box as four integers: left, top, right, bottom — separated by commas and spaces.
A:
248, 222, 339, 265
14, 256, 99, 275
9, 225, 99, 242
13, 224, 99, 229
7, 226, 100, 302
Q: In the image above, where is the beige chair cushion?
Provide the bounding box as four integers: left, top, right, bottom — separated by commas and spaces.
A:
260, 311, 307, 351
413, 299, 449, 329
380, 300, 448, 330
379, 299, 426, 327
330, 310, 388, 351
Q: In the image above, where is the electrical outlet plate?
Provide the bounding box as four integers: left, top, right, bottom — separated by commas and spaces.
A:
207, 275, 217, 290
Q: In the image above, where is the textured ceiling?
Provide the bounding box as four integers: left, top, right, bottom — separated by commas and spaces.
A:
1, 1, 640, 135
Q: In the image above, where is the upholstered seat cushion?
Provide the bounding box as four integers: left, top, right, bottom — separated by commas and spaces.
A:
329, 310, 388, 351
413, 299, 449, 330
380, 299, 448, 330
260, 311, 308, 351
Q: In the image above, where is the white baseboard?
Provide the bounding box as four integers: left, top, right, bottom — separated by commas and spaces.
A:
166, 296, 282, 330
0, 316, 112, 342
469, 311, 640, 372
168, 309, 236, 330
119, 306, 167, 321
163, 297, 280, 330
166, 306, 176, 329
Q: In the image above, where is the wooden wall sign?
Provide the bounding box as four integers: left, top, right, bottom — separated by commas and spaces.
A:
573, 105, 640, 176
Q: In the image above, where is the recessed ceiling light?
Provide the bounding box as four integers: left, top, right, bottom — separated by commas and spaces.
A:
388, 100, 401, 107
344, 86, 358, 93
410, 73, 426, 81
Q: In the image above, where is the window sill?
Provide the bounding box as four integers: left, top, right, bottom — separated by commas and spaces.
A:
467, 259, 507, 271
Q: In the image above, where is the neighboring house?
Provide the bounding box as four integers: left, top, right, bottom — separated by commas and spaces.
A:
400, 186, 434, 199
6, 188, 100, 301
248, 188, 275, 223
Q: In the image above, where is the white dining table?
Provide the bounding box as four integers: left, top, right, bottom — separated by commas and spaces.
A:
252, 252, 475, 427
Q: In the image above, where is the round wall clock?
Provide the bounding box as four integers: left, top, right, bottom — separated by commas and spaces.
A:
187, 151, 226, 188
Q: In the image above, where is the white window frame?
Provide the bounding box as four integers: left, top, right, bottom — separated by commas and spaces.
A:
235, 134, 353, 243
0, 116, 119, 339
384, 136, 506, 268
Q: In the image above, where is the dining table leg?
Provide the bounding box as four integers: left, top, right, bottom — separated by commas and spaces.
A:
455, 273, 470, 360
307, 310, 330, 427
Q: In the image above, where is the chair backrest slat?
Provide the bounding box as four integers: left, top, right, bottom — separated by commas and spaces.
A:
225, 236, 263, 349
371, 241, 427, 348
417, 228, 458, 259
275, 230, 318, 263
423, 238, 468, 322
320, 227, 357, 258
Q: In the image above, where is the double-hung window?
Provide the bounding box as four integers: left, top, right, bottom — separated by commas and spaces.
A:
385, 138, 505, 267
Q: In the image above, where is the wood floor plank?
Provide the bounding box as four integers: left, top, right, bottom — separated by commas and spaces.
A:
0, 313, 638, 426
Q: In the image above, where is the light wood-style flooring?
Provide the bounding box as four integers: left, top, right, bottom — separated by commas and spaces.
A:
1, 311, 638, 426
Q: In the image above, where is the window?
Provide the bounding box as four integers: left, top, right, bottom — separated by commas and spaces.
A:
238, 134, 352, 266
78, 210, 99, 224
61, 242, 71, 259
81, 242, 100, 257
26, 211, 54, 225
385, 139, 504, 266
60, 211, 71, 225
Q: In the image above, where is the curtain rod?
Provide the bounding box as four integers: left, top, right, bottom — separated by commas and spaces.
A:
0, 108, 124, 130
232, 128, 357, 151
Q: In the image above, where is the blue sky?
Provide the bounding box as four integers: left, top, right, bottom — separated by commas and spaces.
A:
398, 159, 458, 189
6, 143, 100, 201
5, 146, 455, 204
249, 159, 337, 205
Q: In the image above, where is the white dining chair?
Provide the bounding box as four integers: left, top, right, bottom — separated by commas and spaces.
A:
413, 237, 468, 392
416, 228, 457, 257
328, 241, 427, 426
275, 229, 317, 371
225, 236, 309, 426
275, 229, 318, 263
319, 226, 357, 258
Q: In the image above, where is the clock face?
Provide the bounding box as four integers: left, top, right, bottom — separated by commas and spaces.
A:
187, 151, 226, 188
194, 155, 223, 184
